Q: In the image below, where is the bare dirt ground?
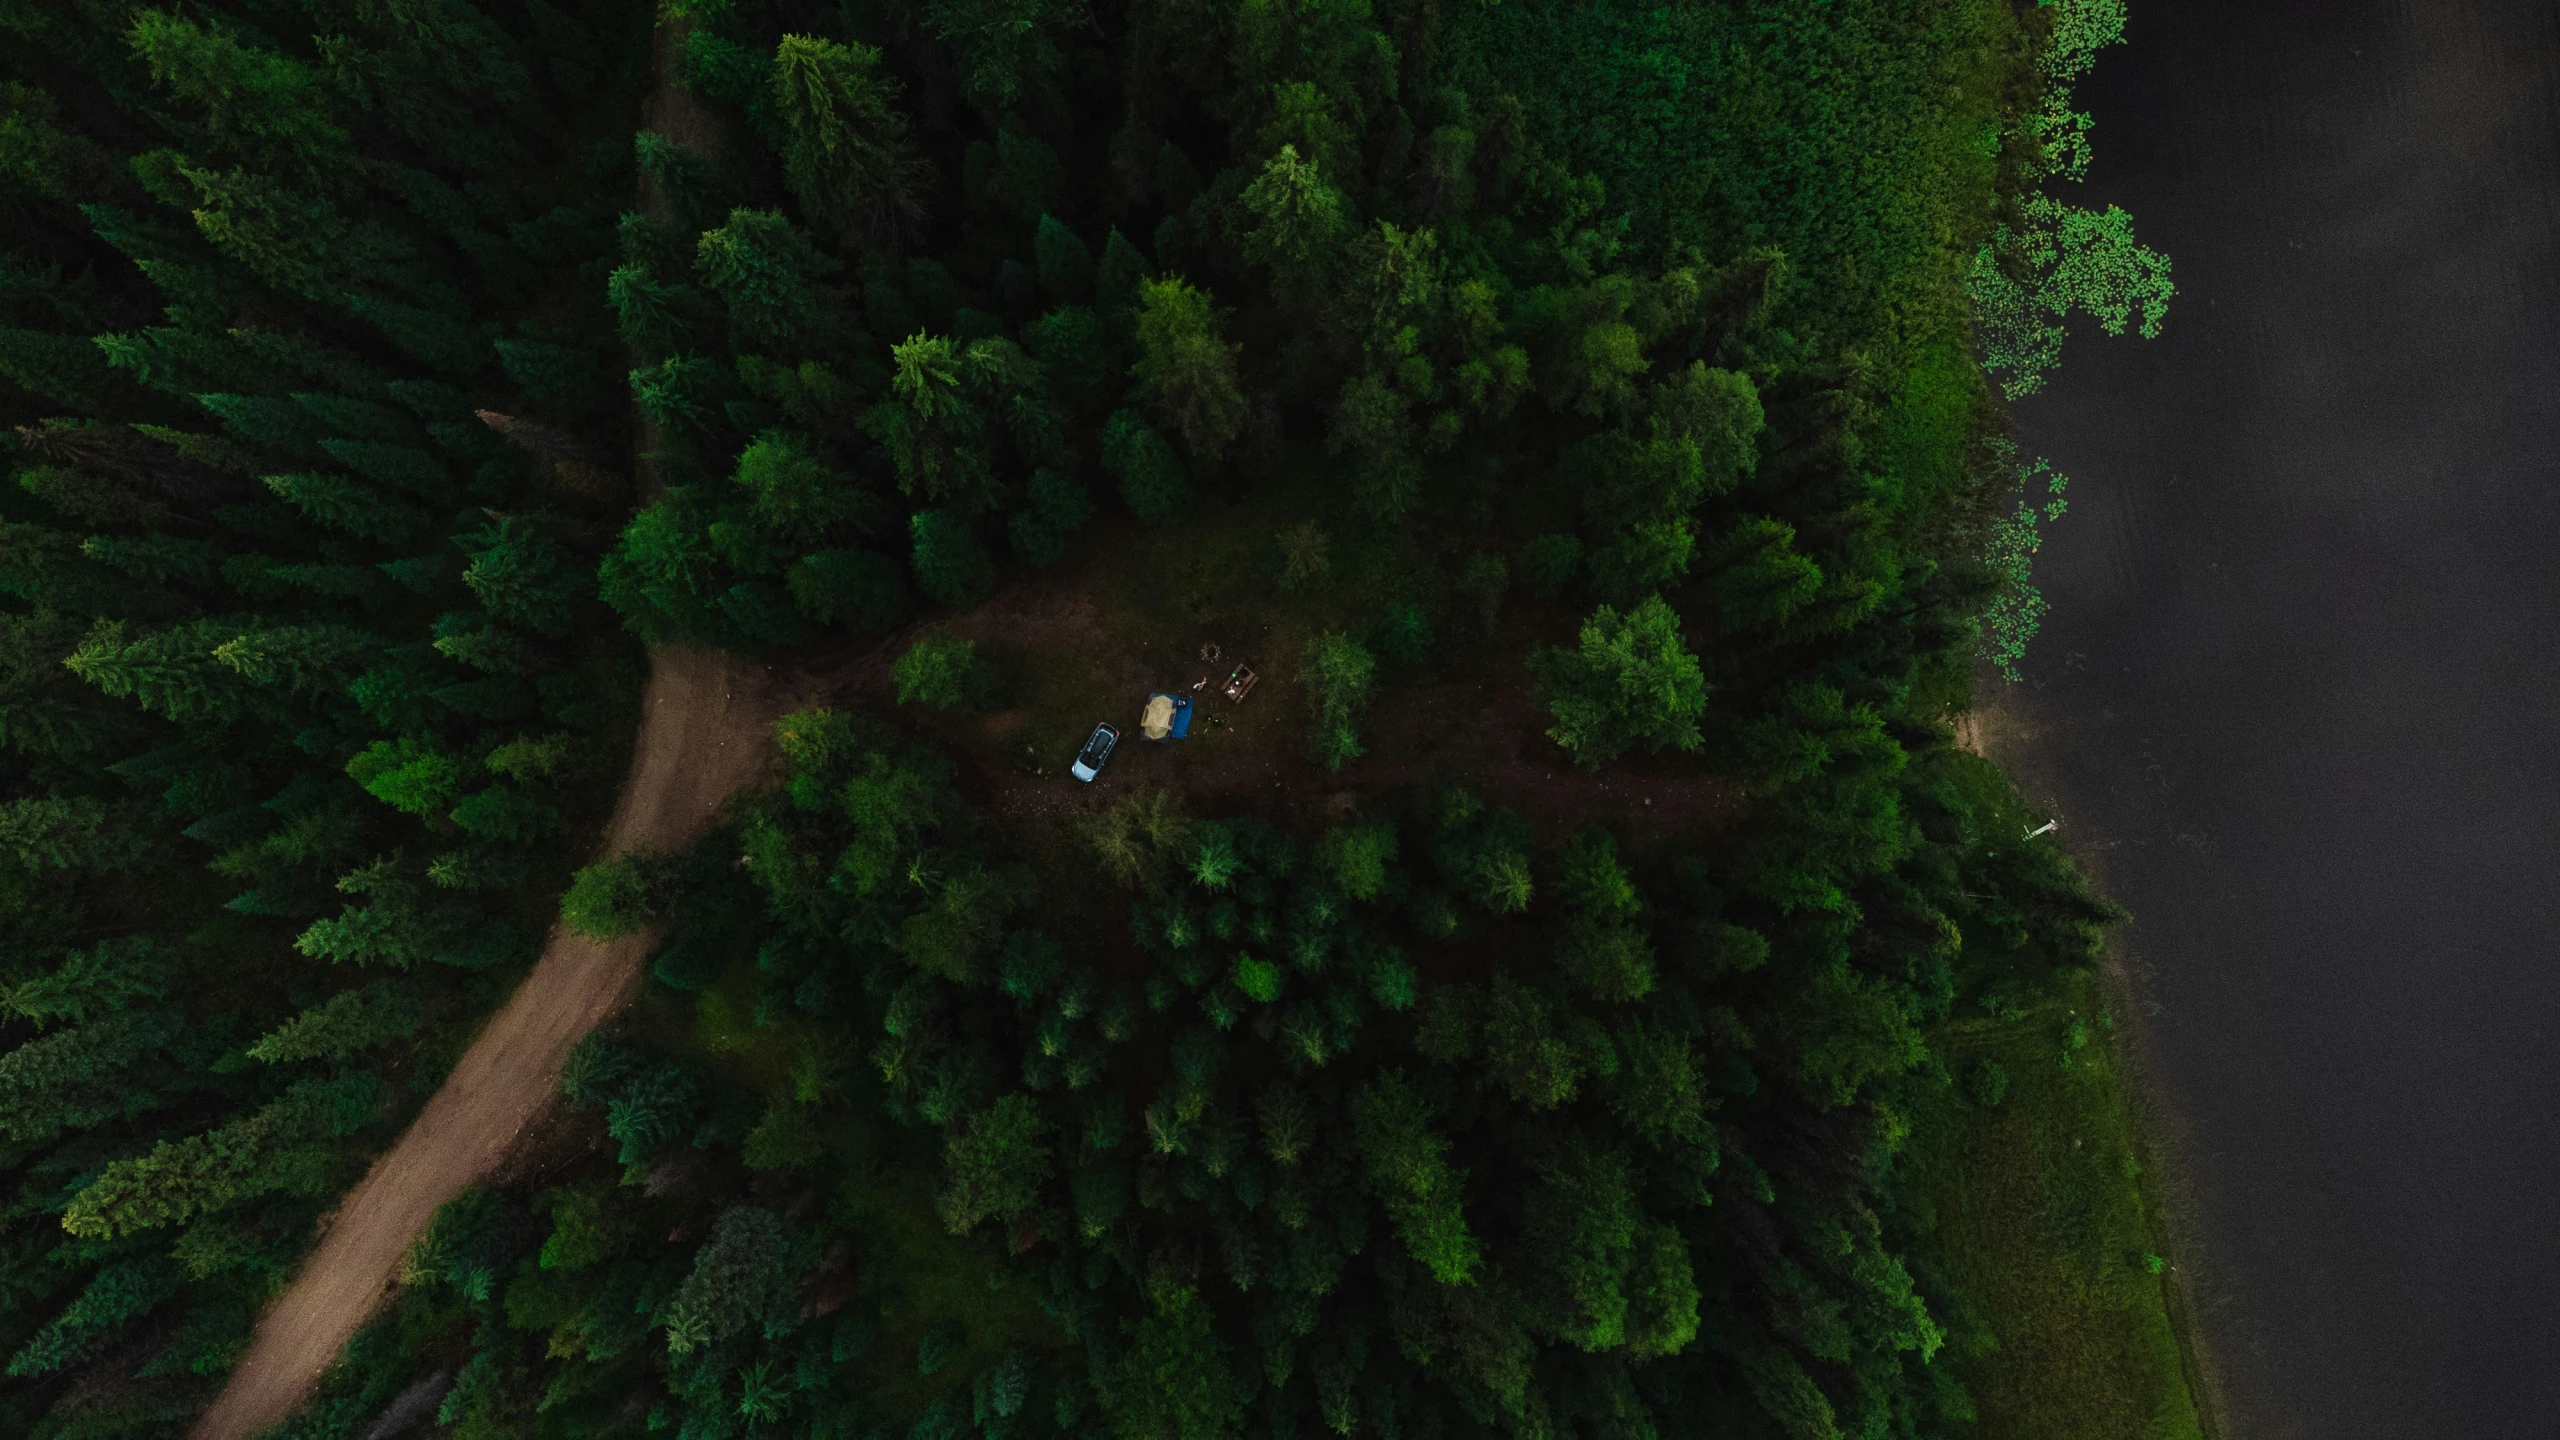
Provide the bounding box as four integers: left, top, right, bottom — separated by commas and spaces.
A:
905, 563, 1741, 847
191, 647, 786, 1440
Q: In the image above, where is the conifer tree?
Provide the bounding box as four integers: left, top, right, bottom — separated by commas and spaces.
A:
1131, 277, 1246, 464
1034, 214, 1096, 304
696, 207, 838, 350
772, 35, 926, 252
909, 508, 996, 608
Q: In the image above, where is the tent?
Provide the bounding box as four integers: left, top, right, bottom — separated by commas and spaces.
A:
1141, 692, 1192, 740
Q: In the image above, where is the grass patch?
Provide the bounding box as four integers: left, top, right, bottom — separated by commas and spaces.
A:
1903, 969, 2206, 1440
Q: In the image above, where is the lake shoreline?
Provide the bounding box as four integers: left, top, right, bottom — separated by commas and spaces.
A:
1958, 686, 2238, 1440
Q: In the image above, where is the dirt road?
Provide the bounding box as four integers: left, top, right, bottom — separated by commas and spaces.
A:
189, 19, 774, 1435
189, 646, 783, 1440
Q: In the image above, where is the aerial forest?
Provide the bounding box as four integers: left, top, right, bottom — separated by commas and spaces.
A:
0, 0, 2191, 1438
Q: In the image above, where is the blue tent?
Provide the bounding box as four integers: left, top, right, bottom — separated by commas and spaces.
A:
1141, 692, 1192, 740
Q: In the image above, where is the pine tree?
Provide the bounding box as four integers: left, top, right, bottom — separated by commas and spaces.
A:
1350, 1071, 1480, 1284
0, 794, 149, 873
4, 938, 175, 1026
346, 294, 487, 373
494, 339, 608, 415
66, 618, 257, 723
0, 326, 118, 408
60, 1072, 385, 1239
1007, 466, 1092, 566
1095, 228, 1151, 317
607, 263, 710, 359
909, 508, 995, 609
785, 547, 907, 632
771, 35, 925, 252
925, 0, 1074, 113
1237, 145, 1348, 309
1100, 409, 1188, 521
0, 1007, 184, 1150
5, 1256, 185, 1380
634, 129, 734, 229
628, 353, 728, 434
124, 11, 351, 176
1034, 214, 1096, 304
865, 333, 994, 508
1131, 277, 1246, 464
661, 1206, 810, 1352
1302, 631, 1375, 771
732, 428, 870, 544
1106, 1275, 1245, 1440
696, 207, 837, 350
1522, 1144, 1641, 1350
246, 980, 426, 1063
461, 517, 582, 637
1711, 515, 1826, 631
261, 470, 429, 544
211, 624, 380, 695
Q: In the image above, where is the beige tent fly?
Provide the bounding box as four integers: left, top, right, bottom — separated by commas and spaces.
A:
1141, 694, 1176, 740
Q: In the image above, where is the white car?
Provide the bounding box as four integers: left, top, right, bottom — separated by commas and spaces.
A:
1070, 723, 1119, 782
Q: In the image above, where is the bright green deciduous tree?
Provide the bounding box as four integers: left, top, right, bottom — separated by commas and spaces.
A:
1972, 194, 2172, 399
937, 1093, 1052, 1233
1535, 596, 1709, 766
891, 632, 986, 711
559, 850, 671, 939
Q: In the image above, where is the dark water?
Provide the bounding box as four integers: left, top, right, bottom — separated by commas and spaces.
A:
2005, 2, 2560, 1436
